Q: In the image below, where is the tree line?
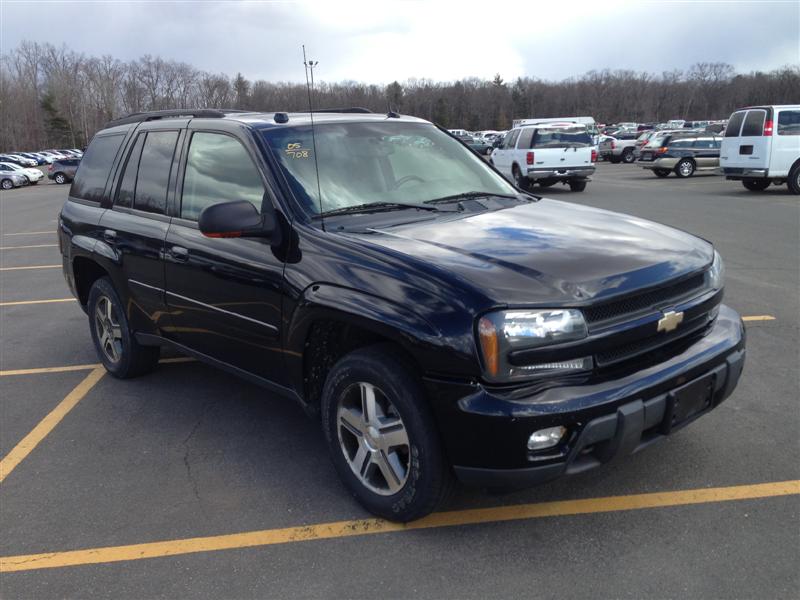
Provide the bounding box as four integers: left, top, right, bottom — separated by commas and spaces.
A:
2, 40, 798, 151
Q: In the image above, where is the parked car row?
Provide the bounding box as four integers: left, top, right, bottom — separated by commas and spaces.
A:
0, 150, 82, 190
0, 148, 83, 167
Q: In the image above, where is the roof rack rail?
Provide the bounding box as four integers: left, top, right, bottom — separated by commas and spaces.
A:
315, 107, 373, 114
105, 108, 246, 128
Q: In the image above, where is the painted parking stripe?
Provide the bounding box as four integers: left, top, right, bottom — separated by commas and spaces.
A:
0, 265, 61, 271
0, 298, 76, 307
1, 480, 797, 573
1, 231, 55, 236
0, 244, 59, 250
0, 357, 195, 377
741, 315, 776, 322
0, 367, 105, 484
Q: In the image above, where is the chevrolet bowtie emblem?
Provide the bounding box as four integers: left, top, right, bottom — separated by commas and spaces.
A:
657, 310, 684, 333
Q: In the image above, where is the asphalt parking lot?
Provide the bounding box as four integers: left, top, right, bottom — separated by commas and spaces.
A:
1, 163, 798, 598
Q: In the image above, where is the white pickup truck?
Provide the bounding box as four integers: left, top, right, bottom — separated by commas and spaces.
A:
490, 123, 596, 191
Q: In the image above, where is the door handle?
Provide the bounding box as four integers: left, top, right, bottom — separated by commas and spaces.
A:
169, 245, 189, 262
103, 229, 117, 243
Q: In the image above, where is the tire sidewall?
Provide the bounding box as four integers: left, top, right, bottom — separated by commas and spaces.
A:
88, 277, 136, 377
321, 348, 445, 521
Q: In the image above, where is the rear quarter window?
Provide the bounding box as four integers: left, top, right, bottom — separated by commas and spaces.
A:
70, 133, 125, 203
777, 110, 800, 136
724, 111, 746, 137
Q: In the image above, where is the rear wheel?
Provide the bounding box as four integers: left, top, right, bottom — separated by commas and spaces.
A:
54, 173, 67, 184
321, 345, 452, 522
512, 165, 529, 191
742, 179, 770, 191
653, 168, 671, 178
609, 156, 621, 164
1, 178, 13, 190
88, 277, 160, 378
675, 159, 695, 178
787, 164, 800, 195
621, 149, 635, 163
569, 180, 587, 192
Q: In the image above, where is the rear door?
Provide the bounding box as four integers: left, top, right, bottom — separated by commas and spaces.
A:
98, 124, 182, 326
772, 108, 800, 177
163, 124, 287, 385
721, 108, 771, 170
691, 137, 720, 168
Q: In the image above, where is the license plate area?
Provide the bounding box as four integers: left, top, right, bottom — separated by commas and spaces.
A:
662, 374, 714, 433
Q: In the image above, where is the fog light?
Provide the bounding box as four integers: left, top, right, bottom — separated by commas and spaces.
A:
527, 426, 567, 451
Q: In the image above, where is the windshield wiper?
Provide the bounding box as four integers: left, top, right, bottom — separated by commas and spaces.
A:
315, 201, 455, 218
425, 191, 520, 204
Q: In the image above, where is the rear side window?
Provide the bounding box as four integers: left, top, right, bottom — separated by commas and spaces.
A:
741, 110, 766, 136
692, 139, 718, 149
724, 112, 746, 137
70, 133, 124, 202
669, 140, 693, 149
777, 110, 800, 136
517, 128, 534, 149
505, 129, 520, 149
180, 132, 264, 221
134, 131, 179, 215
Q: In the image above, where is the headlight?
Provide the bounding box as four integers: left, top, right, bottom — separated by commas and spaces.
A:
707, 250, 724, 291
478, 309, 591, 382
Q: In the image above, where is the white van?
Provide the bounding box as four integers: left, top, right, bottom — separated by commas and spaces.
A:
720, 105, 800, 194
490, 123, 596, 192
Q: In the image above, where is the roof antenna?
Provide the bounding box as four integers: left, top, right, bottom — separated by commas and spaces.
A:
303, 45, 325, 231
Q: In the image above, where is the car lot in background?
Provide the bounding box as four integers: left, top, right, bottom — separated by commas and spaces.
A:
1, 160, 796, 598
0, 161, 45, 185
0, 167, 28, 189
47, 158, 80, 184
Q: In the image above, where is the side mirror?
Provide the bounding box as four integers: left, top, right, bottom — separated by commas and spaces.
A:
199, 201, 277, 240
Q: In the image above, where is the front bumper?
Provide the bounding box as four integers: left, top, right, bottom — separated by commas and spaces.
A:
526, 166, 595, 180
426, 304, 745, 487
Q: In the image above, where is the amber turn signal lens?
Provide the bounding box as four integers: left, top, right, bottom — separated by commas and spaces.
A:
478, 317, 499, 377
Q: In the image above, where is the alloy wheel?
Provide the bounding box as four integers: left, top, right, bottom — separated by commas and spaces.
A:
337, 381, 410, 496
1, 180, 12, 190
94, 295, 123, 363
678, 161, 694, 177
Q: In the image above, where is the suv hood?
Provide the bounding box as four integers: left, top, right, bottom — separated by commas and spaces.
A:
358, 199, 713, 306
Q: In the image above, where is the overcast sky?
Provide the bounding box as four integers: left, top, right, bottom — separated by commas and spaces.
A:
2, 0, 798, 83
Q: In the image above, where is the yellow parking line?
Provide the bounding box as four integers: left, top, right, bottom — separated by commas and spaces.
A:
0, 265, 61, 271
1, 480, 797, 573
0, 357, 195, 377
0, 298, 75, 307
2, 231, 55, 237
0, 367, 105, 484
0, 244, 58, 250
741, 315, 776, 322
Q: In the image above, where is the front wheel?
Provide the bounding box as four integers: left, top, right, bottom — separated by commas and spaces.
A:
321, 345, 452, 522
675, 159, 695, 178
653, 168, 671, 178
569, 180, 587, 192
742, 179, 770, 191
1, 178, 13, 190
622, 149, 635, 163
88, 277, 160, 378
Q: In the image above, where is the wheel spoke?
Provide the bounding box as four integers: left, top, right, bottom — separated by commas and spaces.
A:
379, 420, 408, 450
339, 408, 364, 437
375, 450, 403, 493
104, 298, 113, 320
109, 325, 122, 340
360, 383, 378, 427
353, 444, 370, 477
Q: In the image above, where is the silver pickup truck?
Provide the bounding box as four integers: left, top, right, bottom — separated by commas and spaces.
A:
598, 131, 640, 163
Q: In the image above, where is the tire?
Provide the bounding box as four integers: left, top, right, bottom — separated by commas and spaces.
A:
485, 147, 493, 156
653, 168, 671, 178
569, 180, 587, 192
609, 156, 621, 164
675, 159, 695, 178
87, 277, 160, 378
54, 173, 67, 184
1, 178, 13, 190
538, 178, 557, 188
321, 344, 452, 522
622, 149, 635, 163
741, 179, 770, 191
512, 165, 529, 191
786, 164, 800, 194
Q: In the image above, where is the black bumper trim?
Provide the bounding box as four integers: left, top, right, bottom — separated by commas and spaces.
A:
453, 348, 745, 488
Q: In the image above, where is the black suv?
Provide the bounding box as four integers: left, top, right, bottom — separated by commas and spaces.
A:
59, 109, 745, 521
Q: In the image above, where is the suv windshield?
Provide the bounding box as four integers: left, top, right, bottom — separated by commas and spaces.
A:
530, 126, 592, 149
261, 122, 516, 216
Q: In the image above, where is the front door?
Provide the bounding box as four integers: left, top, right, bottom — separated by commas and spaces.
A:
163, 127, 287, 385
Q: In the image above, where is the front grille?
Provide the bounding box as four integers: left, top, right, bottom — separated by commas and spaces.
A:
584, 272, 706, 327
